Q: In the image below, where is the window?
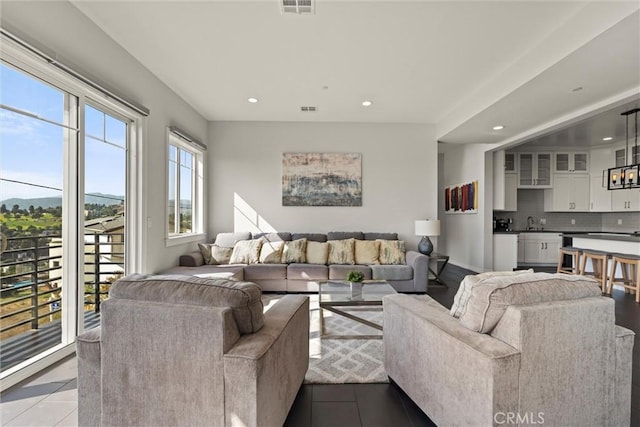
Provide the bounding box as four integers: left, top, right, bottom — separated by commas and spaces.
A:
167, 130, 204, 242
0, 36, 144, 388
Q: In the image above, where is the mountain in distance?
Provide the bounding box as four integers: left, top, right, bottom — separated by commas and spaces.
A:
1, 193, 125, 209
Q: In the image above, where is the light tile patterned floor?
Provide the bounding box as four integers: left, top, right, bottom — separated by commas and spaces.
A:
1, 356, 78, 427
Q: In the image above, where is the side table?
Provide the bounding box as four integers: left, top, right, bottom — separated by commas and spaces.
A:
428, 252, 450, 286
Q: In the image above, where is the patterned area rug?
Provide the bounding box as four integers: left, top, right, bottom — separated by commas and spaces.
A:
262, 294, 388, 384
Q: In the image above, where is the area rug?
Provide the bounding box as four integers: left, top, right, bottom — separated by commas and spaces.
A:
262, 294, 388, 384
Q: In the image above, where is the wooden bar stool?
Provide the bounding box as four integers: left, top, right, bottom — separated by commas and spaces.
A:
579, 250, 611, 293
557, 246, 582, 274
608, 253, 640, 302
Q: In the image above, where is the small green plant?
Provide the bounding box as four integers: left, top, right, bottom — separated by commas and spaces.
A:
346, 271, 364, 283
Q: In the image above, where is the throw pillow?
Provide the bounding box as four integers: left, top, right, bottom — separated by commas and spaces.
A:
355, 240, 380, 265
197, 243, 233, 265
377, 240, 406, 265
450, 269, 534, 318
327, 239, 356, 265
281, 238, 307, 264
306, 241, 329, 264
229, 239, 263, 264
259, 239, 285, 264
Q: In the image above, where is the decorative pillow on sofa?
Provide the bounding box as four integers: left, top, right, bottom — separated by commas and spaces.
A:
198, 243, 233, 265
229, 239, 263, 264
450, 269, 533, 318
457, 273, 602, 333
306, 241, 329, 264
327, 239, 356, 265
377, 240, 406, 265
281, 238, 307, 264
355, 240, 380, 265
259, 239, 285, 264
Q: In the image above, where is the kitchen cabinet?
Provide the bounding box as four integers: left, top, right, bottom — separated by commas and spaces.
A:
544, 174, 589, 212
493, 234, 518, 271
611, 188, 640, 211
517, 235, 525, 264
504, 152, 516, 173
518, 153, 552, 188
590, 172, 611, 212
554, 152, 588, 173
493, 151, 517, 211
520, 233, 562, 265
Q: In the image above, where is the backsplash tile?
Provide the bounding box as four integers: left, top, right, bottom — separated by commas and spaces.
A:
494, 189, 639, 232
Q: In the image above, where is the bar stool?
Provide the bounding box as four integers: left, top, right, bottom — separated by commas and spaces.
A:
608, 253, 640, 302
579, 250, 611, 293
557, 246, 582, 274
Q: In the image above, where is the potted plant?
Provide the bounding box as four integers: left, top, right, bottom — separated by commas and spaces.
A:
346, 271, 364, 299
346, 271, 364, 284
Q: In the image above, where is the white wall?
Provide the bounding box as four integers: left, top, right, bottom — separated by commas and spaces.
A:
440, 143, 494, 272
1, 1, 209, 273
209, 121, 437, 250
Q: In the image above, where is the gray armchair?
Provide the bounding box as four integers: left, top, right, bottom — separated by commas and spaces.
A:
77, 274, 309, 427
384, 273, 635, 426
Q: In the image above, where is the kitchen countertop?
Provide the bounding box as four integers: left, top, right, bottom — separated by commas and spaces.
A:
494, 230, 640, 243
564, 232, 640, 243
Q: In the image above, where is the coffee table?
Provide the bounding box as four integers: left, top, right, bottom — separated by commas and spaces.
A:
318, 280, 397, 339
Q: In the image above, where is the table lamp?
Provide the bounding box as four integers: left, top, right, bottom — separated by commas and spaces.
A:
415, 219, 440, 255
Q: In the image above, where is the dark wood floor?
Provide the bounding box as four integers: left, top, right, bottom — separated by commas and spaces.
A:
284, 264, 640, 427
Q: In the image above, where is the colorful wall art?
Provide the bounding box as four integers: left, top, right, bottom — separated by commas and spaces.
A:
282, 153, 362, 206
444, 180, 478, 214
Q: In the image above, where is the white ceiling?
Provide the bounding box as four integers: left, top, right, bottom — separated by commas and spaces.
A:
71, 1, 640, 146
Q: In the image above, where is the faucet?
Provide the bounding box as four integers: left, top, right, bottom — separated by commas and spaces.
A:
527, 216, 535, 231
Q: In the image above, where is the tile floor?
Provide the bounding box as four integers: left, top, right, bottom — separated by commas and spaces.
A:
1, 356, 78, 426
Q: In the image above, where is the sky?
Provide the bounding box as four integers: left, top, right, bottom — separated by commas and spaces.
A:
0, 63, 126, 205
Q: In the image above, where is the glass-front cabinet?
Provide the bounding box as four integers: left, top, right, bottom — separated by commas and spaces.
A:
518, 152, 552, 188
554, 152, 588, 173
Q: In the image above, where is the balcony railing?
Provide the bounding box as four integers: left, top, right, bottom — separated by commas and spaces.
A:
0, 232, 124, 371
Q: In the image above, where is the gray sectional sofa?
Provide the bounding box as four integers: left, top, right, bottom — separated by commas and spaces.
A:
165, 231, 430, 293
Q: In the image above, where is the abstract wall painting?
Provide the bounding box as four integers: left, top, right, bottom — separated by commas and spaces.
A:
282, 153, 362, 207
444, 180, 478, 214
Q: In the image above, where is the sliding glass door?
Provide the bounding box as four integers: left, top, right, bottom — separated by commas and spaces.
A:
0, 59, 137, 379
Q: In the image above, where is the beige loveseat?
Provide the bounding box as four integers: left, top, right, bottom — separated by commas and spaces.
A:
166, 231, 430, 293
77, 274, 309, 427
383, 272, 635, 426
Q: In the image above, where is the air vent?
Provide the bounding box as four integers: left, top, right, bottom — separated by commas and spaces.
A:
281, 0, 314, 14
300, 106, 317, 112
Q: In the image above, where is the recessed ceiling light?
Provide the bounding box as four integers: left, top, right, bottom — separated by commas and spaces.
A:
247, 97, 259, 103
362, 101, 373, 107
603, 137, 613, 141
492, 125, 505, 130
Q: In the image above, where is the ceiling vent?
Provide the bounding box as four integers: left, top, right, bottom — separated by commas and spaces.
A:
281, 0, 314, 14
300, 106, 317, 112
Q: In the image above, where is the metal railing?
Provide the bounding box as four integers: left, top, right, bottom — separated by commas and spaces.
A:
0, 233, 124, 341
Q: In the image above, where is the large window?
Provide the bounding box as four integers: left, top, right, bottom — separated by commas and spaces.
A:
167, 131, 204, 241
0, 38, 144, 388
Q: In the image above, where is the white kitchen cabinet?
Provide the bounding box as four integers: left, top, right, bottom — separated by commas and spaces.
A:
520, 233, 562, 265
611, 188, 640, 211
493, 151, 518, 211
544, 174, 589, 212
517, 235, 525, 264
590, 172, 611, 212
554, 152, 588, 173
493, 234, 518, 271
504, 152, 516, 173
518, 153, 552, 188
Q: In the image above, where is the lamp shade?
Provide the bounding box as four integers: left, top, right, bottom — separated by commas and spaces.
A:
415, 219, 440, 237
